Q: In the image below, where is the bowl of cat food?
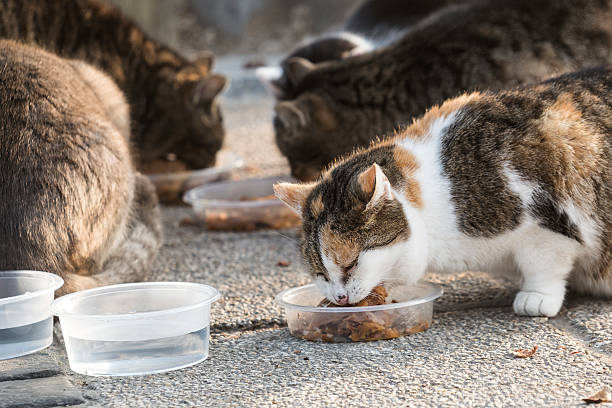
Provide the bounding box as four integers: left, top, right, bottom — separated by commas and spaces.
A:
51, 282, 220, 376
183, 175, 301, 231
0, 270, 64, 360
143, 151, 244, 204
276, 282, 442, 342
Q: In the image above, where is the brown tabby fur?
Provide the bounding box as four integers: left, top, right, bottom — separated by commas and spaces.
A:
275, 0, 612, 180
0, 40, 162, 294
272, 0, 464, 101
0, 0, 227, 170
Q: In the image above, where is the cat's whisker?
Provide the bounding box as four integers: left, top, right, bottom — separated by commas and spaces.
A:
270, 230, 298, 244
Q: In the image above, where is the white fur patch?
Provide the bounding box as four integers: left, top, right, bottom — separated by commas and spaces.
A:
333, 31, 375, 55
318, 249, 347, 302
255, 66, 283, 83
502, 164, 538, 206
560, 200, 602, 252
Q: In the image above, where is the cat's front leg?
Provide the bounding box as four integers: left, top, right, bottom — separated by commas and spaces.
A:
512, 233, 578, 317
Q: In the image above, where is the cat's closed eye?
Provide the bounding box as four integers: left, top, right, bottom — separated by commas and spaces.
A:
316, 272, 329, 282
342, 259, 358, 274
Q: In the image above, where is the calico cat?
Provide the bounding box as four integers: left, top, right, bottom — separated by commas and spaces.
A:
0, 0, 227, 170
0, 40, 162, 294
273, 0, 612, 181
275, 67, 612, 317
258, 0, 459, 100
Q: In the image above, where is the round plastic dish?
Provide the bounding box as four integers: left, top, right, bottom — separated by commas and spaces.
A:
0, 270, 64, 360
183, 175, 301, 230
276, 282, 442, 342
146, 151, 244, 203
51, 282, 220, 377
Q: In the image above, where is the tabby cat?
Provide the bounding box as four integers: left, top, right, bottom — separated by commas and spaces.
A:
0, 40, 162, 294
273, 0, 612, 181
0, 0, 227, 170
258, 0, 459, 100
275, 67, 612, 317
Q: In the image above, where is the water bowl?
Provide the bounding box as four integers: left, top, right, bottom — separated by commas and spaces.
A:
0, 270, 64, 360
51, 282, 220, 376
276, 282, 442, 342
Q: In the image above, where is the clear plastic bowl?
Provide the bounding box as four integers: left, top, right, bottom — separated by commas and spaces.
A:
183, 175, 301, 230
51, 282, 220, 376
276, 282, 442, 342
146, 151, 244, 203
0, 270, 64, 360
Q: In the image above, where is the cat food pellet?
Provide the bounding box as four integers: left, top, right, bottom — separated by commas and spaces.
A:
140, 159, 188, 175
512, 346, 538, 358
201, 205, 300, 231
296, 285, 428, 342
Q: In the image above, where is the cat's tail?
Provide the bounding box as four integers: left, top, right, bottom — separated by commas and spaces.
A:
59, 173, 163, 295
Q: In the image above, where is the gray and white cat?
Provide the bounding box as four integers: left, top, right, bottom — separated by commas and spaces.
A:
275, 67, 612, 317
256, 0, 456, 100
0, 40, 162, 294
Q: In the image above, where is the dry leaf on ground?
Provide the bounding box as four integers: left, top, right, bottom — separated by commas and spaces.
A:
583, 387, 611, 404
277, 261, 291, 267
512, 346, 538, 358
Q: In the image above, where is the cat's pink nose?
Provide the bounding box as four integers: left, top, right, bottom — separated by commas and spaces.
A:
336, 294, 348, 305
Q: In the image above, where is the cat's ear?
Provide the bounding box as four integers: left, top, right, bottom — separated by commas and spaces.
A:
274, 182, 315, 215
285, 57, 315, 87
274, 101, 308, 128
176, 53, 215, 83
358, 163, 392, 209
274, 95, 336, 131
192, 52, 215, 73
193, 74, 228, 104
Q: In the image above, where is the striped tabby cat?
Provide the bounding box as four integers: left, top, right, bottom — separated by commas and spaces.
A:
0, 0, 227, 170
273, 0, 612, 181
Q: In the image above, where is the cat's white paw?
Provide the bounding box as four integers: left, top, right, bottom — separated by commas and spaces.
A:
513, 291, 563, 317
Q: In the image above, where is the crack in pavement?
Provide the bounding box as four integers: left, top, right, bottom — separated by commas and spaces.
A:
550, 315, 612, 363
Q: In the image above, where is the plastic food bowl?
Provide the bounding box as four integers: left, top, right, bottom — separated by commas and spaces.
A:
146, 151, 244, 203
51, 282, 220, 376
276, 282, 442, 342
0, 270, 64, 360
183, 175, 301, 230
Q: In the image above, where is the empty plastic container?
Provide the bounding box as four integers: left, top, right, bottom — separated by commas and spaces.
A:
51, 282, 220, 376
0, 270, 64, 360
276, 282, 442, 342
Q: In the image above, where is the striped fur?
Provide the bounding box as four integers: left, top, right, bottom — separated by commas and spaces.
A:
273, 0, 612, 181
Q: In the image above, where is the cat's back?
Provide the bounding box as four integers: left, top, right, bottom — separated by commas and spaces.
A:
1, 39, 104, 123
430, 67, 611, 241
0, 39, 129, 159
0, 39, 134, 275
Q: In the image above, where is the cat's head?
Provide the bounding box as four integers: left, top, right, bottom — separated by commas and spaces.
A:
274, 146, 426, 305
257, 33, 372, 100
272, 59, 396, 181
141, 54, 228, 170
